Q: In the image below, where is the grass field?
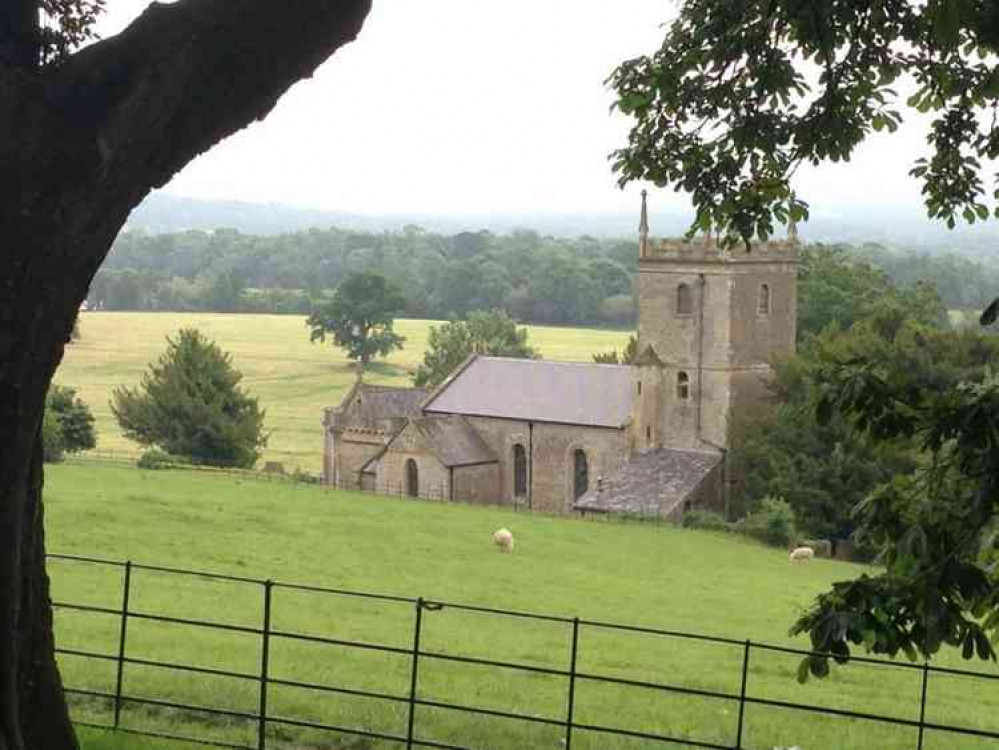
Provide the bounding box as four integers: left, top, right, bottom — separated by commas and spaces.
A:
47, 463, 999, 750
60, 313, 630, 473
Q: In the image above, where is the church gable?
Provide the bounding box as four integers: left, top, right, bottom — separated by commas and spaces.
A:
333, 382, 428, 430
372, 415, 497, 469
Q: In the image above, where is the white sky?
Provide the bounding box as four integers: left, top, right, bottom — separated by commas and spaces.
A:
97, 1, 934, 218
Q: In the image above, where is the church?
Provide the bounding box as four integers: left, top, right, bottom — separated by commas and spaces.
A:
321, 193, 798, 518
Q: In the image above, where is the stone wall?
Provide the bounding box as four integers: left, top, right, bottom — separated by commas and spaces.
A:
453, 463, 501, 504
331, 430, 387, 490
371, 421, 450, 499
465, 416, 631, 514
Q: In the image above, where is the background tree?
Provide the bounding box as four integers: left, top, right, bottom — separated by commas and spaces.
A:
307, 272, 406, 367
798, 247, 947, 341
42, 385, 97, 463
1, 1, 370, 745
110, 329, 266, 468
592, 334, 638, 365
413, 309, 539, 389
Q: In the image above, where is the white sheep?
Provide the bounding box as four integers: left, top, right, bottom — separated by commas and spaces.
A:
492, 528, 514, 553
789, 546, 814, 563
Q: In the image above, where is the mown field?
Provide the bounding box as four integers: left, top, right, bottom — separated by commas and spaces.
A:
61, 312, 630, 473
46, 463, 999, 750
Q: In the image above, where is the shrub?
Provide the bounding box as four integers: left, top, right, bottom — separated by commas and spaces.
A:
42, 385, 97, 463
681, 510, 729, 532
745, 496, 797, 548
137, 448, 186, 470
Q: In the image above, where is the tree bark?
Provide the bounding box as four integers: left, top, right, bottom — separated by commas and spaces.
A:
0, 2, 372, 747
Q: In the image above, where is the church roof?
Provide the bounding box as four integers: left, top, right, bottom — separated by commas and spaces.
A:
573, 448, 722, 516
412, 415, 497, 467
336, 383, 428, 427
360, 414, 497, 472
422, 356, 634, 428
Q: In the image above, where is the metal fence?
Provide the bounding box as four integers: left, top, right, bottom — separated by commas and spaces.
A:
51, 553, 999, 750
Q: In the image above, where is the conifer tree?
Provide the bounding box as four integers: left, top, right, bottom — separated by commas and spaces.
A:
111, 329, 266, 468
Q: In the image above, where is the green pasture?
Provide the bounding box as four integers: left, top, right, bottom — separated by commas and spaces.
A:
45, 463, 999, 750
61, 312, 630, 473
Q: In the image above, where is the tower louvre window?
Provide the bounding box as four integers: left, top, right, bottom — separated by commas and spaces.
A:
758, 283, 771, 314
676, 283, 693, 315
637, 380, 642, 395
677, 371, 690, 400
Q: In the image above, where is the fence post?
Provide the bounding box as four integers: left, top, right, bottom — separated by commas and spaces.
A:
734, 640, 751, 749
113, 561, 133, 729
406, 598, 426, 750
917, 662, 929, 750
564, 617, 580, 750
258, 580, 273, 750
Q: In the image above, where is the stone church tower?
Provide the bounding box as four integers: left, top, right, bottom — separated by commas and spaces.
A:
632, 190, 798, 453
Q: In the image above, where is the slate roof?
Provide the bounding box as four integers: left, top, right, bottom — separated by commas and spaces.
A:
339, 384, 428, 428
360, 415, 497, 472
422, 356, 634, 428
573, 448, 722, 517
412, 415, 498, 467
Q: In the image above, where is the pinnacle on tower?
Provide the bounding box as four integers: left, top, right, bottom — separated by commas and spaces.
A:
638, 189, 649, 258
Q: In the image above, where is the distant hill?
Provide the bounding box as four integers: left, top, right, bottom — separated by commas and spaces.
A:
127, 192, 999, 255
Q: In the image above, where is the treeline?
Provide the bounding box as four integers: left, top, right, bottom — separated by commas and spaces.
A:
88, 226, 999, 326
91, 227, 637, 326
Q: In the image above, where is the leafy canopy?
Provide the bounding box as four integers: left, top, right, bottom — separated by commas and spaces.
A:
307, 272, 406, 365
610, 0, 999, 243
797, 245, 948, 342
413, 309, 539, 389
791, 319, 999, 678
110, 328, 266, 468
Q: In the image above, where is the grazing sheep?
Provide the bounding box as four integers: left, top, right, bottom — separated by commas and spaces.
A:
789, 546, 814, 563
492, 528, 514, 553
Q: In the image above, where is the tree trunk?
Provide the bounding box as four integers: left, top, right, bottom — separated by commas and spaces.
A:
0, 2, 373, 747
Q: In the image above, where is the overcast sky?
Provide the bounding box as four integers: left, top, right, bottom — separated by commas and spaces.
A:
98, 1, 936, 219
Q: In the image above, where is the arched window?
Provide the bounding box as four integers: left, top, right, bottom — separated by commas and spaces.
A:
676, 283, 693, 315
405, 459, 419, 497
512, 444, 528, 498
758, 283, 771, 314
677, 371, 690, 400
573, 449, 589, 500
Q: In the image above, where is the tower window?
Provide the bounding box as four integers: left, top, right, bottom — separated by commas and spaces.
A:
676, 283, 693, 315
758, 283, 771, 314
637, 380, 642, 396
677, 371, 690, 400
646, 426, 652, 441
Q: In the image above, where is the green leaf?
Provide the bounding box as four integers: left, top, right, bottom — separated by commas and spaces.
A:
934, 0, 961, 49
975, 630, 993, 661
980, 298, 999, 326
962, 631, 975, 660
796, 657, 811, 684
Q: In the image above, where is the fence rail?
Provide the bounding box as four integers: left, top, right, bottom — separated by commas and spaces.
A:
50, 553, 999, 750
